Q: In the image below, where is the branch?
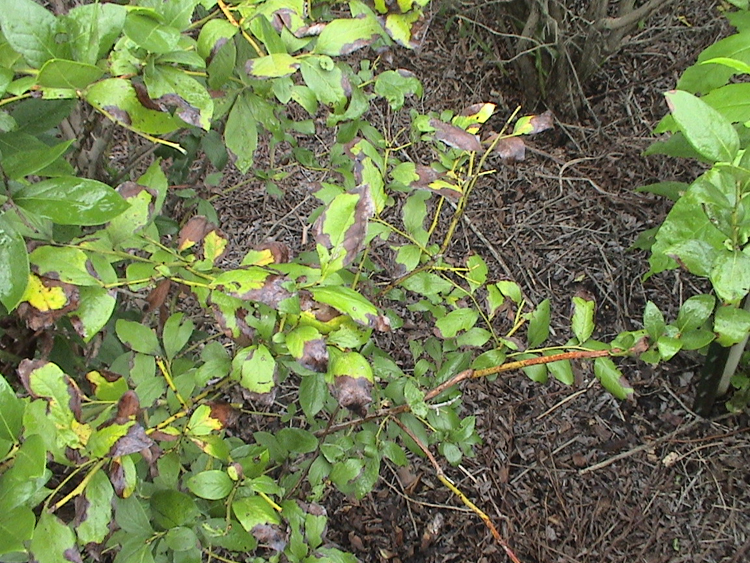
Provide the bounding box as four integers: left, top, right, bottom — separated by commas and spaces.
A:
598, 0, 675, 32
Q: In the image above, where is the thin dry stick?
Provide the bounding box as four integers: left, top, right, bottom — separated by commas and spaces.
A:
392, 417, 522, 563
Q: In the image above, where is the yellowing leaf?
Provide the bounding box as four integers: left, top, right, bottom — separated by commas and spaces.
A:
22, 274, 68, 311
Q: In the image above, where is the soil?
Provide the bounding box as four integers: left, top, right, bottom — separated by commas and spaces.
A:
215, 1, 750, 562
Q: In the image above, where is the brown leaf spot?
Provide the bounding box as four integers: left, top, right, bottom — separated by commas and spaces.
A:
145, 279, 172, 312
109, 424, 153, 458
332, 375, 373, 416
132, 81, 164, 112
252, 523, 286, 551
178, 216, 212, 251
103, 105, 131, 125
115, 390, 140, 424
17, 278, 79, 331
243, 274, 293, 308
299, 338, 328, 372
430, 118, 482, 152
155, 93, 203, 128
206, 401, 239, 428
18, 358, 83, 421
256, 241, 290, 264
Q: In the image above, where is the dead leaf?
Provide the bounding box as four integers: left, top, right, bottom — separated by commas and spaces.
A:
178, 216, 212, 251
206, 401, 239, 428
17, 276, 79, 331
109, 424, 153, 457
331, 375, 373, 417
430, 118, 482, 151
299, 338, 328, 372
115, 390, 140, 424
145, 279, 172, 312
528, 110, 554, 134
490, 136, 526, 161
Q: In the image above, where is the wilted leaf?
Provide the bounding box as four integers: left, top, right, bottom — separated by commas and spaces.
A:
17, 275, 79, 330
314, 185, 375, 270
489, 135, 526, 161
512, 110, 554, 136
109, 424, 153, 458
329, 352, 374, 416
429, 118, 482, 151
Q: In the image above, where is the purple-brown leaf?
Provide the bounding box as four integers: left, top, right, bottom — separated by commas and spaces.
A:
430, 118, 482, 152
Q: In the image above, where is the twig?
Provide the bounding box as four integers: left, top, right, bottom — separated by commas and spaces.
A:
392, 418, 522, 563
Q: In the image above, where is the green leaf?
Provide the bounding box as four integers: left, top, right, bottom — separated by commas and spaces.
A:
151, 489, 198, 530
165, 526, 199, 552
675, 294, 716, 332
0, 506, 34, 556
163, 312, 194, 361
0, 374, 23, 442
30, 512, 79, 563
0, 214, 29, 311
66, 3, 126, 65
571, 296, 595, 342
115, 494, 153, 536
233, 496, 281, 532
186, 470, 234, 500
225, 91, 258, 173
277, 428, 318, 454
714, 305, 750, 346
231, 344, 276, 395
310, 285, 380, 328
0, 434, 47, 512
246, 53, 300, 78
643, 301, 666, 340
635, 181, 688, 201
315, 17, 383, 56
124, 11, 180, 54
15, 177, 128, 225
547, 358, 574, 385
72, 287, 117, 342
400, 271, 452, 298
678, 31, 750, 94
0, 137, 73, 180
37, 58, 104, 89
76, 470, 114, 545
435, 307, 479, 338
657, 335, 682, 360
85, 78, 182, 135
374, 69, 422, 110
186, 404, 222, 437
197, 18, 237, 59
29, 246, 99, 286
665, 90, 739, 163
300, 371, 327, 416
679, 328, 715, 350
300, 56, 346, 106
526, 299, 550, 347
116, 319, 161, 355
710, 250, 750, 304
0, 0, 62, 67
465, 254, 487, 293
594, 357, 633, 400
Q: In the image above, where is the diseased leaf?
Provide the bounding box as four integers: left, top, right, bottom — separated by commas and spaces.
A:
314, 17, 382, 56
231, 345, 277, 397
246, 53, 300, 78
329, 351, 373, 416
429, 118, 481, 151
286, 325, 328, 372
314, 185, 375, 272
310, 285, 380, 328
490, 135, 526, 161
17, 275, 78, 330
18, 359, 88, 451
512, 110, 554, 135
85, 78, 182, 135
74, 469, 114, 545
30, 512, 80, 563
